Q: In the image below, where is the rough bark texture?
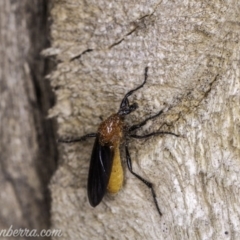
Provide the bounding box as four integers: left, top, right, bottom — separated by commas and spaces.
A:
0, 1, 57, 239
48, 0, 240, 239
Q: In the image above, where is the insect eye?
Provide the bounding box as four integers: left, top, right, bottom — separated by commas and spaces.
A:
120, 98, 129, 109
130, 102, 138, 111
118, 102, 138, 116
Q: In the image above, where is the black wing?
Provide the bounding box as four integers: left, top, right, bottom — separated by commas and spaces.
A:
87, 136, 114, 207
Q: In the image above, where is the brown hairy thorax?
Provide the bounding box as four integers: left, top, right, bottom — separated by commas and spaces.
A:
98, 114, 124, 147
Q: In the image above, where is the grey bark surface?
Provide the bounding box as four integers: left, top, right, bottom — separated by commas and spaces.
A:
0, 1, 57, 239
48, 0, 240, 239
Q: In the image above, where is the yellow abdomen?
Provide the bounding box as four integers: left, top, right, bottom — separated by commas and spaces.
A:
107, 146, 123, 193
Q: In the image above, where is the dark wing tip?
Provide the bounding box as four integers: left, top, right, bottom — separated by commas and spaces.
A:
88, 191, 102, 207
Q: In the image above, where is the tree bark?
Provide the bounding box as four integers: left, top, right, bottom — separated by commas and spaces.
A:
0, 1, 57, 239
49, 0, 240, 239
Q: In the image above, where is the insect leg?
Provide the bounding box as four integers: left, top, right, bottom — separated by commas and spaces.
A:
125, 145, 162, 217
58, 133, 97, 143
129, 131, 179, 139
128, 109, 164, 132
120, 67, 148, 109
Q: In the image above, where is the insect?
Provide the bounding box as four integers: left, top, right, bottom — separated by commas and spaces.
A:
59, 67, 178, 217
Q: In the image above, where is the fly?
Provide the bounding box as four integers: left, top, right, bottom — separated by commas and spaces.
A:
58, 67, 179, 217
